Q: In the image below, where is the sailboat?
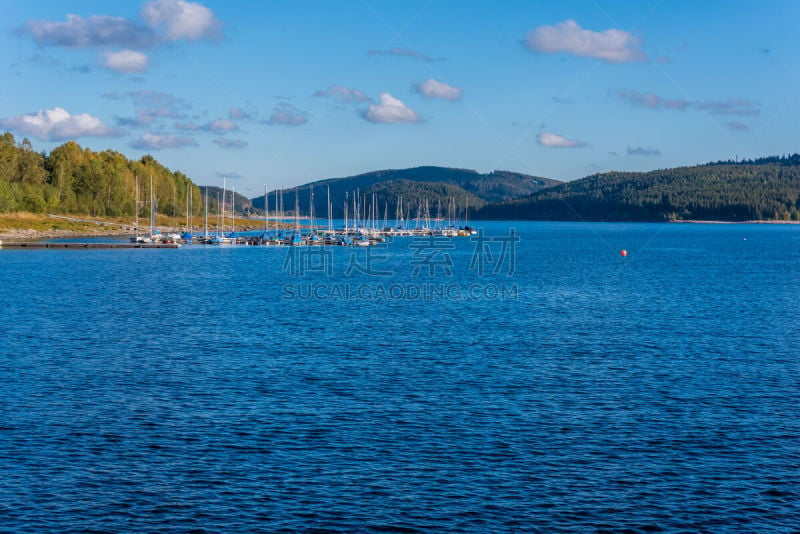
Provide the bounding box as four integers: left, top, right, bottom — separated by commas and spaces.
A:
201, 188, 212, 243
130, 175, 144, 243
181, 186, 193, 243
289, 189, 303, 245
164, 184, 182, 242
308, 186, 321, 244
209, 180, 233, 244
131, 175, 163, 243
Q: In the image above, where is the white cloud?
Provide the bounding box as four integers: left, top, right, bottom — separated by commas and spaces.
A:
26, 53, 91, 74
17, 2, 220, 81
18, 3, 221, 77
526, 19, 646, 63
266, 103, 308, 126
313, 85, 371, 103
363, 93, 421, 124
615, 89, 691, 110
173, 117, 242, 134
129, 89, 188, 112
175, 118, 238, 133
414, 79, 463, 101
228, 107, 250, 119
216, 171, 242, 179
627, 145, 661, 156
616, 89, 662, 109
206, 118, 237, 132
130, 132, 197, 150
214, 138, 248, 149
102, 49, 149, 73
0, 107, 121, 141
116, 109, 156, 128
116, 90, 190, 127
537, 131, 584, 148
616, 90, 759, 115
141, 0, 221, 41
18, 14, 156, 49
697, 98, 760, 116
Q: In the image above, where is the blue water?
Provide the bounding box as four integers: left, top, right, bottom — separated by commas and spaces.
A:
1, 222, 799, 532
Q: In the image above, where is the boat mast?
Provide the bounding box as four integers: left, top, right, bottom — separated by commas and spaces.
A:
309, 186, 315, 236
373, 193, 378, 231
327, 186, 332, 233
449, 196, 454, 228
150, 174, 155, 236
222, 178, 226, 236
294, 189, 299, 234
354, 190, 359, 231
134, 175, 139, 239
425, 199, 430, 230
398, 196, 403, 229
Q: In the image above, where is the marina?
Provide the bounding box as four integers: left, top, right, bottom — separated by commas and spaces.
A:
122, 182, 479, 247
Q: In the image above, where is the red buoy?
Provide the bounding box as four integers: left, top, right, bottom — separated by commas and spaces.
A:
620, 249, 627, 257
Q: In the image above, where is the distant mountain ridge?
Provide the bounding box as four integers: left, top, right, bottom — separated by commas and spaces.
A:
476, 155, 800, 221
251, 166, 560, 218
10, 127, 796, 224
199, 185, 253, 214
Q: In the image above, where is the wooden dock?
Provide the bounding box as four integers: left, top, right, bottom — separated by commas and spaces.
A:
0, 242, 180, 249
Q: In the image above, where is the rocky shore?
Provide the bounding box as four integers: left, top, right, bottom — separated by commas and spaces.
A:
0, 227, 134, 241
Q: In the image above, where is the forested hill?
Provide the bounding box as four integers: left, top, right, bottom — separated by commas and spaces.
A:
0, 132, 201, 217
477, 156, 800, 221
251, 166, 559, 218
199, 186, 253, 215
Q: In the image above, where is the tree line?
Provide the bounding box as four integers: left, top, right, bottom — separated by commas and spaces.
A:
0, 132, 201, 219
477, 158, 800, 221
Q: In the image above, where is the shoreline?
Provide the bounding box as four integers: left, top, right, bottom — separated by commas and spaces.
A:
0, 211, 289, 241
0, 228, 134, 241
668, 219, 800, 225
3, 218, 799, 241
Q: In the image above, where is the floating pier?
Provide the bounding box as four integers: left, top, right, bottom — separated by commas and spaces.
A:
0, 242, 180, 249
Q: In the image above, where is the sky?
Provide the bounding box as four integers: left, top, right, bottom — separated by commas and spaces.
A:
1, 0, 798, 197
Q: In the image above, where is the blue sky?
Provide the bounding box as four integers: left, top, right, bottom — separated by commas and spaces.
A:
1, 1, 798, 197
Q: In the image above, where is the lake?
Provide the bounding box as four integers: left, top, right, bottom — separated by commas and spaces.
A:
1, 222, 798, 532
